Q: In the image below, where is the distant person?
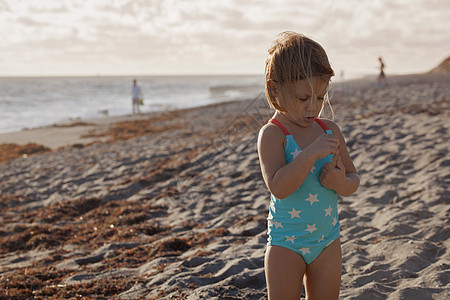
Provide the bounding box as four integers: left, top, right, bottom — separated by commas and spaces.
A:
378, 57, 387, 87
131, 79, 144, 114
259, 31, 360, 299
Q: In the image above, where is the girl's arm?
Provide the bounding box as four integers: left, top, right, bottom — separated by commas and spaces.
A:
258, 123, 340, 199
319, 120, 360, 196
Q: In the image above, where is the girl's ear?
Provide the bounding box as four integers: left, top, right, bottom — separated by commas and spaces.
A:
267, 80, 280, 99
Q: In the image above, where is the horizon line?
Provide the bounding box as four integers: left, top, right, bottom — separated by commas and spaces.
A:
0, 72, 266, 79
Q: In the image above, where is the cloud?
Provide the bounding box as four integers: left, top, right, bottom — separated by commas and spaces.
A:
0, 0, 9, 11
0, 0, 449, 76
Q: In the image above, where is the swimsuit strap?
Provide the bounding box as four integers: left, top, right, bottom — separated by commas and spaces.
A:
314, 118, 329, 131
315, 118, 332, 134
268, 119, 290, 135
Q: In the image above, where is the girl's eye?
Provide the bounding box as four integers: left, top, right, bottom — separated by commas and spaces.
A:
298, 97, 325, 101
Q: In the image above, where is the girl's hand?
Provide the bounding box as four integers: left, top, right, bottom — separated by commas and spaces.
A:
309, 134, 340, 160
319, 156, 347, 191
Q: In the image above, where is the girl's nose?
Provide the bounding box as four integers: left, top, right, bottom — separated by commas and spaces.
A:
307, 96, 318, 110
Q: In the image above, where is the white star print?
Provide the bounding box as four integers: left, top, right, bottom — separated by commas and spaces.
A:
286, 235, 296, 243
288, 208, 301, 219
310, 165, 317, 174
332, 217, 337, 226
318, 234, 325, 243
299, 247, 311, 255
324, 205, 333, 217
305, 224, 318, 234
305, 193, 319, 205
274, 221, 283, 229
290, 148, 301, 159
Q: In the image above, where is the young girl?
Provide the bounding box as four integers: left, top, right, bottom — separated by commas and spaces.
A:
258, 32, 360, 299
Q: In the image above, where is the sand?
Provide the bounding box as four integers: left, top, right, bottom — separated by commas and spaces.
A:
0, 73, 449, 299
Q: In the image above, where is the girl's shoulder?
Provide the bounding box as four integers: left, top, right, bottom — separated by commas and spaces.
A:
258, 122, 288, 156
258, 122, 287, 144
259, 122, 285, 136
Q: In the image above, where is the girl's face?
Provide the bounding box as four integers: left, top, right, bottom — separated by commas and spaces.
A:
275, 77, 329, 127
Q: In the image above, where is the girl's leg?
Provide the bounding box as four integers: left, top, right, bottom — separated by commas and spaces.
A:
265, 245, 306, 300
304, 238, 342, 299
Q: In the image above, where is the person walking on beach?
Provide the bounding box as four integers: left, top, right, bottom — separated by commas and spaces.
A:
131, 79, 144, 114
378, 56, 387, 87
258, 31, 360, 299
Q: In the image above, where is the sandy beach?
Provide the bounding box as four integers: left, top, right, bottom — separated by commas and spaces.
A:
0, 73, 449, 299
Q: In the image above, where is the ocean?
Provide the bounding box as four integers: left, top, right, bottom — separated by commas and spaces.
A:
0, 75, 264, 134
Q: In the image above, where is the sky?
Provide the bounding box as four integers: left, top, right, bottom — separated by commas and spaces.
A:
1, 0, 449, 78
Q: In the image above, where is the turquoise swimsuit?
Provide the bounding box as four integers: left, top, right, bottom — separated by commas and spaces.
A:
267, 118, 340, 265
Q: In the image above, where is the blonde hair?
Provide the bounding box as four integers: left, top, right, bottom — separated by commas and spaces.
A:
265, 31, 334, 112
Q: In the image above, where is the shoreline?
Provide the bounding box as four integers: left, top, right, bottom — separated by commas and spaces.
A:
0, 98, 250, 152
0, 73, 264, 137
